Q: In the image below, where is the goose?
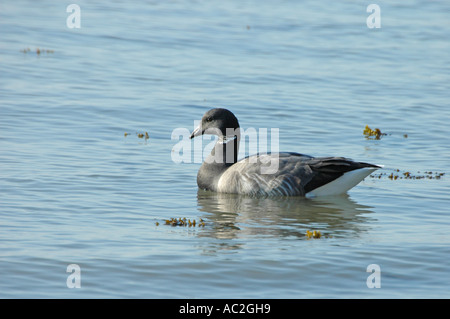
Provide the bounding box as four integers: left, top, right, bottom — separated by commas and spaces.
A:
189, 108, 381, 197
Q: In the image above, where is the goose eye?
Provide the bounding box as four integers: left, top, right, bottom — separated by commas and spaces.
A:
205, 117, 213, 122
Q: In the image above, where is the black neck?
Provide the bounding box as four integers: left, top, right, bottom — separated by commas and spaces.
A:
197, 133, 240, 191
211, 135, 239, 166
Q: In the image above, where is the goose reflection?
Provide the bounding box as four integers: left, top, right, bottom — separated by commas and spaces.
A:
196, 189, 376, 241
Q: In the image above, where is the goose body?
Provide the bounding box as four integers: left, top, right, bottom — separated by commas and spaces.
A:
190, 108, 380, 197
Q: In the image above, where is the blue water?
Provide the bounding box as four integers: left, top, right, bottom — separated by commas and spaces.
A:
1, 0, 449, 298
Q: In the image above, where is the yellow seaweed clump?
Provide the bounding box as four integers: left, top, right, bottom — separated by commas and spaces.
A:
363, 125, 386, 140
137, 132, 149, 140
306, 230, 322, 239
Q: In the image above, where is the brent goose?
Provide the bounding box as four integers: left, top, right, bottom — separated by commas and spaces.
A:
190, 108, 380, 197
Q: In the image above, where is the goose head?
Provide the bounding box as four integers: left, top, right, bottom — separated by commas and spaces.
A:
190, 108, 240, 140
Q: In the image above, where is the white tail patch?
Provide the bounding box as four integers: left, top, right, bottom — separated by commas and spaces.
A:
306, 167, 380, 198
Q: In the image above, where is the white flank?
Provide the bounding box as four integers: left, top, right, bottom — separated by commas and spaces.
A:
306, 167, 380, 198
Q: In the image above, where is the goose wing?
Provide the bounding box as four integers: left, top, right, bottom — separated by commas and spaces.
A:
217, 153, 379, 196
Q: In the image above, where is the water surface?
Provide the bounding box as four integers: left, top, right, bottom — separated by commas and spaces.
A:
1, 0, 449, 298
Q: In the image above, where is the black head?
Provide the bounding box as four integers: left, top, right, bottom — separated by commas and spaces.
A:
190, 108, 240, 139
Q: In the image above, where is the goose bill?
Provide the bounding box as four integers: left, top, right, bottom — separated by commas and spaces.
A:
190, 125, 203, 139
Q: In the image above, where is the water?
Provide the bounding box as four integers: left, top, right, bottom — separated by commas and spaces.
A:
1, 0, 449, 298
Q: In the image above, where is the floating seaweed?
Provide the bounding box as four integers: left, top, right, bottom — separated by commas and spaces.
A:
124, 131, 149, 140
21, 47, 54, 55
305, 230, 322, 239
363, 125, 409, 139
370, 169, 445, 180
137, 132, 149, 140
363, 125, 387, 140
158, 217, 206, 228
